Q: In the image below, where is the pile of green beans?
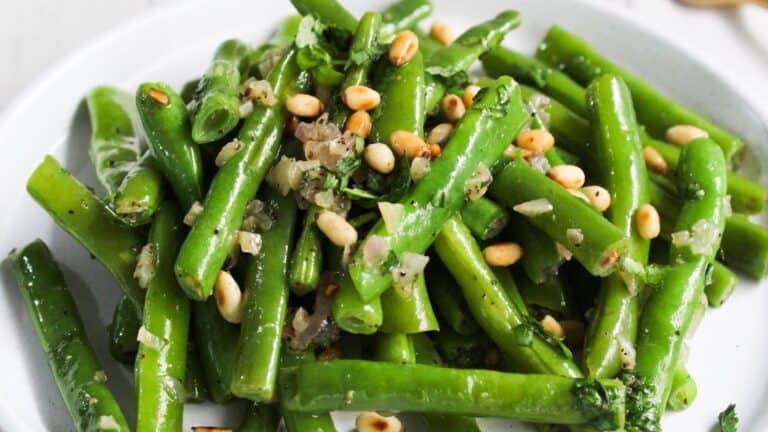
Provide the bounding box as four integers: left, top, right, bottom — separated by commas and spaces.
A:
14, 1, 766, 431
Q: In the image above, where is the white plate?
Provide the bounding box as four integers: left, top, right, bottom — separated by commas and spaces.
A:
1, 0, 766, 430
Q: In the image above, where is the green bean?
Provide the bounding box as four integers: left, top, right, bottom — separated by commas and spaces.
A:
427, 263, 480, 336
423, 74, 446, 115
175, 47, 309, 300
582, 75, 650, 379
434, 216, 582, 377
112, 154, 165, 226
135, 202, 190, 432
189, 39, 250, 143
415, 28, 442, 59
667, 365, 697, 412
370, 51, 426, 144
350, 76, 528, 301
630, 138, 728, 430
490, 159, 629, 276
720, 214, 768, 279
434, 329, 493, 369
288, 209, 323, 296
232, 186, 298, 401
8, 240, 130, 432
536, 26, 744, 161
379, 0, 433, 42
513, 269, 567, 314
459, 196, 510, 240
136, 82, 204, 211
289, 0, 357, 32
706, 262, 738, 307
280, 348, 336, 432
180, 78, 201, 105
280, 360, 624, 428
239, 404, 281, 432
425, 10, 521, 82
109, 295, 140, 364
332, 272, 383, 335
373, 332, 416, 364
185, 342, 210, 402
192, 298, 239, 403
380, 272, 439, 333
493, 266, 528, 318
27, 155, 145, 311
508, 212, 564, 284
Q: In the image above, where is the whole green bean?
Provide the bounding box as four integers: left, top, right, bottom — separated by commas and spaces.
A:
135, 202, 190, 432
8, 240, 130, 432
288, 209, 323, 296
112, 154, 165, 226
425, 10, 521, 82
232, 186, 298, 401
582, 75, 650, 379
427, 263, 480, 335
136, 82, 204, 211
706, 262, 738, 307
666, 365, 697, 412
630, 138, 727, 430
370, 51, 426, 144
379, 0, 433, 42
380, 272, 439, 334
490, 159, 629, 276
536, 25, 744, 161
27, 155, 145, 311
289, 0, 357, 32
175, 47, 309, 300
109, 295, 140, 364
434, 216, 583, 377
192, 298, 240, 403
459, 196, 510, 240
350, 76, 528, 301
280, 348, 336, 432
190, 39, 250, 143
373, 332, 416, 365
280, 360, 624, 428
239, 404, 281, 432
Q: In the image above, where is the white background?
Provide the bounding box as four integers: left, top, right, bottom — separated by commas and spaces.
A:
1, 0, 768, 118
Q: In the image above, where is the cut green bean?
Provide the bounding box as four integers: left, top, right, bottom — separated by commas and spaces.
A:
513, 269, 567, 314
373, 332, 416, 365
459, 196, 510, 240
380, 272, 439, 334
427, 263, 480, 336
370, 51, 426, 144
192, 298, 239, 403
109, 295, 140, 364
507, 212, 564, 284
288, 209, 323, 296
280, 349, 336, 432
707, 262, 738, 307
289, 0, 357, 32
239, 404, 281, 432
667, 365, 697, 412
332, 272, 383, 335
379, 0, 432, 42
185, 342, 210, 402
112, 154, 165, 226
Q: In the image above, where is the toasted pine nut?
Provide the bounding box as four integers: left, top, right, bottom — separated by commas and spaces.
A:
364, 143, 396, 174
540, 315, 565, 339
345, 110, 372, 138
636, 204, 661, 239
463, 84, 481, 108
324, 283, 339, 297
191, 428, 233, 432
147, 88, 169, 105
285, 94, 324, 117
427, 144, 441, 158
429, 21, 454, 46
214, 271, 243, 324
426, 123, 454, 146
441, 94, 466, 123
342, 85, 381, 111
568, 188, 590, 204
390, 130, 428, 159
665, 125, 708, 147
560, 320, 585, 347
389, 30, 419, 66
515, 129, 555, 154
356, 411, 404, 432
482, 242, 523, 266
642, 146, 668, 174
548, 164, 585, 189
582, 185, 611, 212
317, 211, 358, 247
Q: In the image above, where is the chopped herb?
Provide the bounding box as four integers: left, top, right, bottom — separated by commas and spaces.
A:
718, 404, 738, 432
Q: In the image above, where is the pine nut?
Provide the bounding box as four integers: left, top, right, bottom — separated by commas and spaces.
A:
482, 242, 523, 266
426, 123, 453, 146
636, 203, 661, 239
147, 88, 169, 106
665, 124, 708, 147
389, 30, 419, 66
568, 188, 590, 204
540, 315, 565, 338
286, 93, 324, 117
364, 143, 396, 174
356, 411, 404, 432
191, 428, 232, 432
515, 129, 555, 154
390, 130, 428, 159
429, 21, 454, 46
441, 94, 466, 123
317, 211, 358, 247
214, 271, 243, 324
463, 84, 481, 108
345, 110, 372, 138
428, 144, 441, 158
548, 164, 585, 189
342, 85, 381, 111
582, 185, 611, 212
642, 146, 668, 174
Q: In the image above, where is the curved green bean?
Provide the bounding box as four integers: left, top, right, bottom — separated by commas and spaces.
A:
370, 50, 426, 144
289, 0, 357, 32
379, 0, 432, 42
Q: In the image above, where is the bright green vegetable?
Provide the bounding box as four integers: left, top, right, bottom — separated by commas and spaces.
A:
459, 196, 510, 240
373, 332, 416, 364
192, 298, 239, 403
175, 47, 309, 300
112, 154, 165, 226
8, 240, 130, 432
507, 212, 564, 285
370, 51, 426, 144
707, 262, 738, 307
332, 272, 383, 335
289, 0, 357, 32
350, 76, 528, 302
667, 366, 697, 412
189, 39, 250, 143
288, 209, 323, 296
379, 0, 432, 41
427, 263, 480, 336
185, 343, 210, 402
280, 349, 336, 432
718, 404, 739, 432
239, 404, 281, 432
109, 295, 140, 364
380, 272, 439, 334
27, 155, 145, 312
135, 202, 190, 432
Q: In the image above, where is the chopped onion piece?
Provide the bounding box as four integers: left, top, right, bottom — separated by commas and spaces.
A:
245, 79, 277, 107
239, 99, 254, 118
183, 201, 204, 226
363, 235, 389, 267
93, 370, 107, 383
513, 198, 553, 217
391, 252, 430, 295
529, 93, 551, 127
618, 271, 639, 296
617, 336, 636, 370
99, 415, 121, 431
133, 244, 156, 289
670, 230, 692, 248
464, 162, 492, 201
237, 231, 262, 255
137, 326, 164, 351
409, 157, 431, 182
555, 242, 572, 261
724, 195, 732, 217
566, 228, 584, 247
215, 139, 243, 167
265, 156, 296, 196
314, 189, 335, 208
689, 219, 718, 255
378, 202, 404, 234
292, 307, 310, 334
528, 154, 551, 174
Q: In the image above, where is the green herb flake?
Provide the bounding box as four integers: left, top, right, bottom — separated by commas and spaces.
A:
718, 404, 738, 432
